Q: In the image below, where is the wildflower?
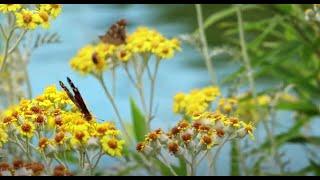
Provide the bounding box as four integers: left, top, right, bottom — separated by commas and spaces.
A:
101, 136, 125, 157
15, 9, 41, 30
38, 137, 49, 150
54, 131, 65, 145
173, 86, 221, 117
37, 10, 50, 29
70, 129, 90, 147
167, 141, 181, 155
0, 4, 22, 13
40, 4, 62, 18
256, 95, 271, 106
116, 48, 132, 62
200, 134, 215, 149
19, 121, 35, 138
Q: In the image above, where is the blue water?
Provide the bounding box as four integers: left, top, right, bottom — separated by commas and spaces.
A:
17, 4, 316, 175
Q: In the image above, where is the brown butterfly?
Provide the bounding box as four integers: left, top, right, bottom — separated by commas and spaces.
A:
99, 19, 128, 46
59, 77, 92, 121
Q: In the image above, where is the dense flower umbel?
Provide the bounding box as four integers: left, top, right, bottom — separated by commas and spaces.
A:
0, 85, 125, 160
137, 112, 255, 157
70, 26, 181, 75
173, 86, 221, 117
0, 4, 62, 30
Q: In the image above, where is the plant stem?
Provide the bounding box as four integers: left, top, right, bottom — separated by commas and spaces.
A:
195, 4, 217, 85
0, 27, 15, 72
146, 58, 160, 127
93, 148, 104, 169
95, 74, 132, 144
24, 66, 33, 99
190, 154, 196, 176
209, 136, 229, 176
236, 5, 255, 97
8, 30, 27, 54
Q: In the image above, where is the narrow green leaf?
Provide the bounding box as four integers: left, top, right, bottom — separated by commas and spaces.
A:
193, 4, 258, 34
130, 98, 148, 142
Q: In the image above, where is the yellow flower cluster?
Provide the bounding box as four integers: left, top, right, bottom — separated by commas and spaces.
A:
0, 4, 62, 30
70, 26, 180, 75
173, 86, 221, 117
126, 27, 181, 59
70, 43, 115, 75
0, 85, 125, 157
137, 113, 254, 157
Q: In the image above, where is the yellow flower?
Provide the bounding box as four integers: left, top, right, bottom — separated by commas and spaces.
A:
96, 122, 116, 137
173, 86, 221, 117
0, 123, 8, 147
116, 48, 132, 62
0, 4, 21, 13
101, 136, 125, 157
200, 134, 216, 149
19, 121, 35, 138
40, 4, 62, 18
15, 9, 41, 30
240, 121, 255, 140
256, 95, 271, 106
53, 131, 66, 145
70, 44, 107, 75
154, 41, 175, 59
37, 10, 50, 29
38, 137, 49, 151
70, 129, 90, 147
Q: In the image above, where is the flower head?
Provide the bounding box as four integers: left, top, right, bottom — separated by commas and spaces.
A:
101, 136, 125, 157
15, 9, 41, 30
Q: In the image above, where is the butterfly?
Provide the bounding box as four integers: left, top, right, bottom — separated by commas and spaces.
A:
59, 77, 92, 121
99, 19, 128, 46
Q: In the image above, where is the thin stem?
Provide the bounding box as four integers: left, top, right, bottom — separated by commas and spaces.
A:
24, 66, 32, 99
0, 27, 15, 72
111, 67, 116, 97
84, 149, 93, 175
95, 74, 132, 144
54, 153, 68, 169
0, 24, 7, 39
8, 30, 27, 54
236, 5, 255, 97
159, 153, 178, 176
124, 64, 147, 113
195, 4, 217, 85
93, 148, 104, 169
209, 136, 229, 176
147, 58, 160, 127
190, 154, 197, 176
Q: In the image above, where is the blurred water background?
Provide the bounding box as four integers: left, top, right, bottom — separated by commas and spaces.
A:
25, 4, 317, 175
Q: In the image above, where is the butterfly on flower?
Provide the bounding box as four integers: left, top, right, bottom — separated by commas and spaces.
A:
99, 19, 128, 46
59, 77, 92, 121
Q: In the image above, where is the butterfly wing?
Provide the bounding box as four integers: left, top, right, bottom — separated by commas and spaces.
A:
66, 77, 92, 121
99, 19, 127, 45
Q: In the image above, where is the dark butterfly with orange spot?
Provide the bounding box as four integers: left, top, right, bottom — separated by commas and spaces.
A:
99, 19, 128, 46
59, 77, 92, 121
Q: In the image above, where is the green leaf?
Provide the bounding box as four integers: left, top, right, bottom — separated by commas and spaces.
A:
130, 98, 148, 142
276, 100, 319, 116
310, 159, 320, 176
194, 4, 258, 34
174, 157, 187, 176
287, 136, 320, 146
155, 159, 173, 176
